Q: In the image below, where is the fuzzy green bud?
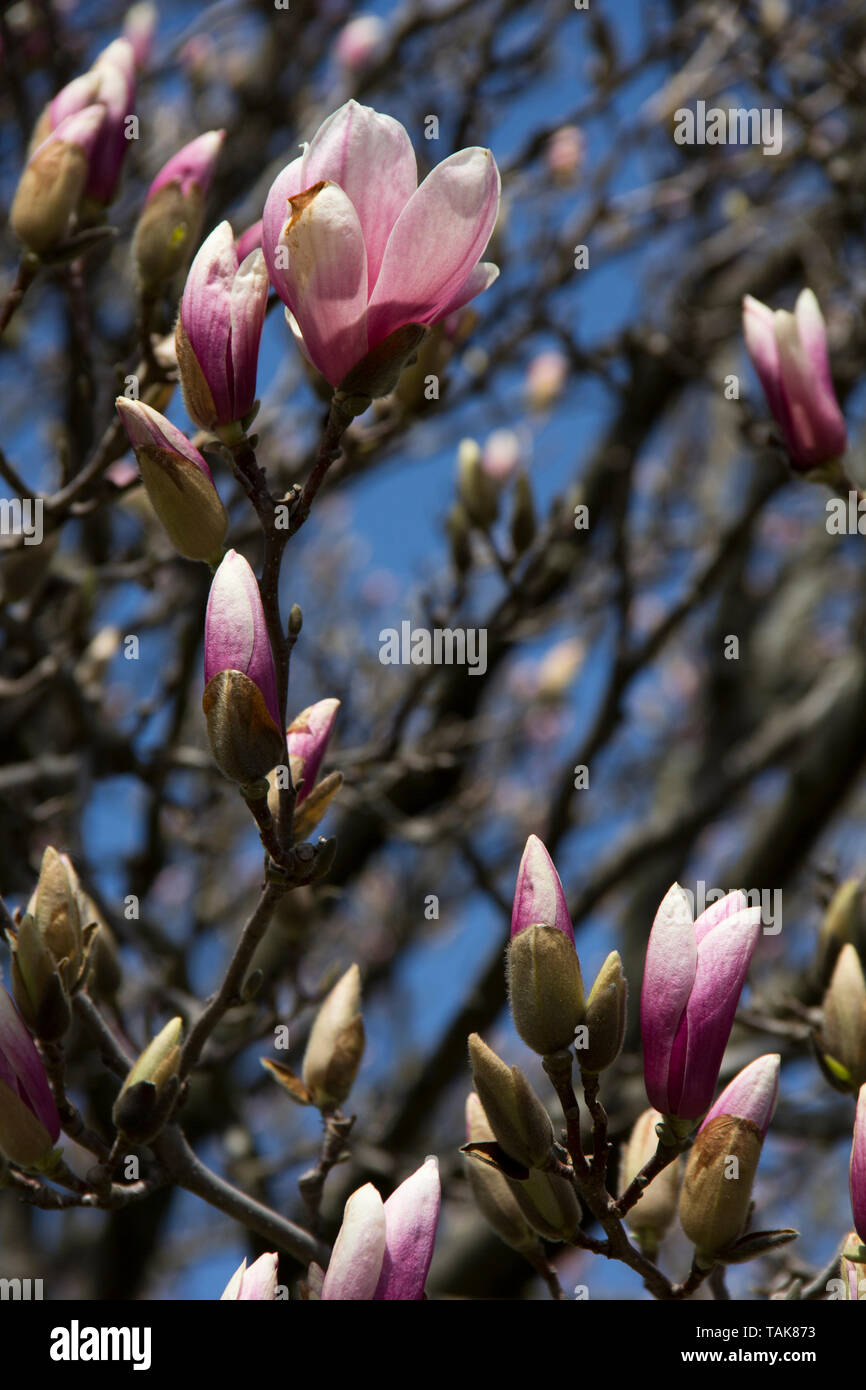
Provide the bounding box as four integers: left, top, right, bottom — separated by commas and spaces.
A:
468, 1033, 555, 1170
302, 964, 365, 1112
576, 950, 627, 1074
507, 924, 585, 1058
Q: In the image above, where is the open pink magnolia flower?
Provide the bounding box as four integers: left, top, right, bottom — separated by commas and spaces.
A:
321, 1156, 440, 1300
263, 100, 500, 387
743, 290, 847, 472
641, 885, 762, 1120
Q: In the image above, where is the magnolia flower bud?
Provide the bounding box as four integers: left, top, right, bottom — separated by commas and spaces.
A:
678, 1054, 779, 1263
463, 1093, 542, 1254
334, 15, 387, 72
123, 3, 158, 69
116, 398, 228, 564
506, 1168, 580, 1242
176, 222, 268, 434
816, 879, 866, 989
743, 290, 847, 474
11, 105, 105, 253
619, 1108, 681, 1256
220, 1252, 278, 1300
457, 438, 499, 528
641, 884, 761, 1121
816, 944, 866, 1094
507, 835, 584, 1057
576, 950, 627, 1074
302, 964, 365, 1111
0, 985, 61, 1170
113, 1016, 182, 1142
287, 698, 340, 806
23, 847, 91, 1000
202, 551, 284, 785
321, 1158, 440, 1301
525, 349, 569, 410
468, 1033, 555, 1171
9, 915, 70, 1041
133, 130, 224, 292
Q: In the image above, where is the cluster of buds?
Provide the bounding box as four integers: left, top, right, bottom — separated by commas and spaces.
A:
7, 848, 99, 1040
132, 130, 224, 295
466, 1035, 579, 1242
743, 289, 847, 476
641, 884, 761, 1128
263, 964, 364, 1112
267, 697, 342, 841
262, 100, 500, 397
11, 36, 137, 253
113, 1017, 183, 1144
202, 550, 284, 788
0, 984, 61, 1171
116, 399, 228, 566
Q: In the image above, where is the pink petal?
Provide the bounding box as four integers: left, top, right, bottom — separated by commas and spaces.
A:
148, 129, 224, 201
693, 889, 749, 945
181, 220, 237, 422
300, 100, 417, 290
115, 398, 214, 480
640, 884, 697, 1114
287, 697, 340, 805
228, 248, 269, 420
373, 1156, 441, 1300
675, 906, 762, 1117
743, 295, 788, 427
275, 181, 369, 386
435, 261, 499, 321
511, 834, 573, 940
219, 1251, 278, 1300
262, 155, 304, 303
236, 219, 263, 263
700, 1054, 779, 1137
366, 146, 500, 348
322, 1184, 386, 1300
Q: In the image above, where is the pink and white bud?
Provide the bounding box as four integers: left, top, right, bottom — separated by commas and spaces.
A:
321, 1157, 441, 1300
699, 1052, 780, 1140
373, 1156, 440, 1300
743, 290, 847, 473
220, 1252, 278, 1300
115, 398, 227, 564
263, 100, 500, 388
482, 429, 523, 481
641, 885, 762, 1121
287, 698, 340, 806
176, 221, 269, 433
0, 983, 61, 1169
546, 125, 584, 183
334, 15, 387, 72
525, 349, 568, 411
11, 105, 106, 252
134, 131, 225, 291
510, 834, 573, 941
202, 551, 283, 784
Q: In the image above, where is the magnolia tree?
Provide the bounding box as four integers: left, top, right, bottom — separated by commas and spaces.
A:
1, 0, 865, 1305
